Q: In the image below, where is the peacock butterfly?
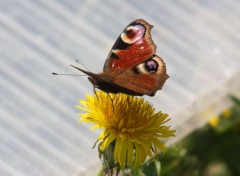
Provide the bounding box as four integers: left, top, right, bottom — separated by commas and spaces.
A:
71, 19, 168, 96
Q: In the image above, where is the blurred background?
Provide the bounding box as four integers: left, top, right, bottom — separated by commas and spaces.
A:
0, 0, 239, 175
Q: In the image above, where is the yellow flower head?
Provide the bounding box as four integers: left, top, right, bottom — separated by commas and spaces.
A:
76, 91, 175, 168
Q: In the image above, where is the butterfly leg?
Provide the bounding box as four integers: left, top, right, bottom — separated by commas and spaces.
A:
106, 93, 114, 113
126, 96, 133, 109
93, 86, 100, 100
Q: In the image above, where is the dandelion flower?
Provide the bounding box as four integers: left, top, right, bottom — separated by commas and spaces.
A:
76, 91, 175, 169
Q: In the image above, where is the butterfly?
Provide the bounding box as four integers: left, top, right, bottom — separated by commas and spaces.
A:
71, 19, 168, 96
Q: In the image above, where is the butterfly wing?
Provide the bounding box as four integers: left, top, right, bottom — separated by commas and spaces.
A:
112, 55, 169, 96
71, 19, 168, 96
103, 19, 156, 73
71, 55, 168, 96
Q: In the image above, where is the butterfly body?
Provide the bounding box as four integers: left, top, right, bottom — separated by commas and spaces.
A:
72, 19, 168, 96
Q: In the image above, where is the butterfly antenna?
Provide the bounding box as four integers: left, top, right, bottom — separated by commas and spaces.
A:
75, 59, 89, 71
52, 72, 86, 76
70, 65, 98, 79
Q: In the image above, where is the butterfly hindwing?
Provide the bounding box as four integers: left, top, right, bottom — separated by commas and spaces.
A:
112, 55, 168, 96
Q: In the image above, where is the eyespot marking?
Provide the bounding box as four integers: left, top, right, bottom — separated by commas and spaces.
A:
134, 55, 165, 74
121, 24, 146, 44
145, 59, 158, 73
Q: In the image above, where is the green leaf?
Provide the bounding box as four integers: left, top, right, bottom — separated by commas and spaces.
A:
141, 159, 161, 176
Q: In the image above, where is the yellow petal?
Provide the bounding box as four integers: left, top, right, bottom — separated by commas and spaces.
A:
114, 137, 123, 165
134, 144, 142, 166
118, 138, 127, 168
100, 134, 116, 151
91, 124, 100, 130
153, 139, 167, 153
127, 140, 134, 164
141, 143, 152, 157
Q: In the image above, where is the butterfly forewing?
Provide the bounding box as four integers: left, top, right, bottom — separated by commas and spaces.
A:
104, 19, 156, 73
